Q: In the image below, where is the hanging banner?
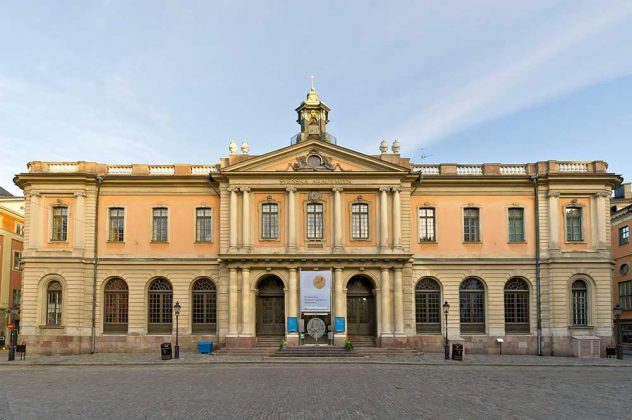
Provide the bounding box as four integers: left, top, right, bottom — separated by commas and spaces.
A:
300, 270, 332, 312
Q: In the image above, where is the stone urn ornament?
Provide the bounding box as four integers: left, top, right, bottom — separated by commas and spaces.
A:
379, 140, 388, 153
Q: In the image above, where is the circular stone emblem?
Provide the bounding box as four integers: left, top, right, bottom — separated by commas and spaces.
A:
306, 318, 326, 339
313, 275, 326, 289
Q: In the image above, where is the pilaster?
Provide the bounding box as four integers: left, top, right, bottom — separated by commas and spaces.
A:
379, 187, 389, 251
228, 187, 238, 251
286, 187, 297, 252
333, 187, 344, 252
241, 187, 251, 252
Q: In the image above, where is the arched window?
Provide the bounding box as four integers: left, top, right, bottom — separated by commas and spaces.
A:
104, 278, 128, 333
192, 278, 217, 334
46, 280, 63, 326
572, 280, 588, 326
415, 278, 441, 333
460, 278, 485, 334
148, 278, 172, 333
504, 278, 529, 334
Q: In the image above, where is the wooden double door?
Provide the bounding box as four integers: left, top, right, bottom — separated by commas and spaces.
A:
347, 276, 376, 336
256, 276, 285, 336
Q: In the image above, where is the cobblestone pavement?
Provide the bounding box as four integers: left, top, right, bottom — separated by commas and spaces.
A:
0, 364, 631, 419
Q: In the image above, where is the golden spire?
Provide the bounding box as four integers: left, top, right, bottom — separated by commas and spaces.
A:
305, 75, 320, 104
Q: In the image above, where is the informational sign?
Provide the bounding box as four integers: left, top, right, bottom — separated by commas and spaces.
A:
300, 270, 332, 312
334, 317, 345, 333
287, 317, 298, 333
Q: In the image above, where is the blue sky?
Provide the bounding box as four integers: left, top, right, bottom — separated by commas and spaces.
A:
1, 1, 631, 195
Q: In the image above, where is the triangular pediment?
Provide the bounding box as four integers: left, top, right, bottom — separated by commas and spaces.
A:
222, 140, 409, 173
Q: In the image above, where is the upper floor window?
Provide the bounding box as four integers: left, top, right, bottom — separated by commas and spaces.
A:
619, 225, 630, 246
46, 280, 63, 326
12, 250, 21, 271
351, 203, 369, 240
306, 203, 324, 240
51, 206, 68, 241
196, 208, 213, 242
261, 203, 279, 240
619, 280, 632, 311
418, 207, 436, 242
571, 279, 588, 326
565, 207, 583, 242
508, 208, 525, 242
463, 208, 480, 242
15, 223, 24, 236
12, 288, 20, 308
152, 208, 168, 242
108, 208, 125, 242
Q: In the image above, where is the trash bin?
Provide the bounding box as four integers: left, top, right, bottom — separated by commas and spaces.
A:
0, 336, 5, 348
451, 343, 463, 361
161, 342, 172, 360
197, 341, 213, 354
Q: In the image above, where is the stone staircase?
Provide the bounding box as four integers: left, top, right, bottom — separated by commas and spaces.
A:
347, 335, 416, 356
217, 336, 282, 356
270, 346, 359, 358
347, 336, 377, 348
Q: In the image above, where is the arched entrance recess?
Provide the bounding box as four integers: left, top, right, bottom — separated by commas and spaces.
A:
346, 275, 376, 336
256, 275, 285, 336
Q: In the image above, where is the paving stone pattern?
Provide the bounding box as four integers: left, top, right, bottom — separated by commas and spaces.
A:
1, 364, 631, 419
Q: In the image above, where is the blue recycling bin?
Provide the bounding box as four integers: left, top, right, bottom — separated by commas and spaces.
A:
197, 341, 213, 354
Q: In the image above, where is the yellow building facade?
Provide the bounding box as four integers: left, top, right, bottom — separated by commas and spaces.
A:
14, 88, 621, 356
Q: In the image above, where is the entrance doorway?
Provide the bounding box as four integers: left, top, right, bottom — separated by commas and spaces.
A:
256, 276, 285, 336
346, 275, 376, 336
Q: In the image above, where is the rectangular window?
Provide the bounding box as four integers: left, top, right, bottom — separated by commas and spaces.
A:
12, 250, 21, 271
261, 203, 279, 240
620, 225, 630, 246
12, 289, 21, 308
418, 207, 436, 242
508, 208, 525, 242
351, 203, 369, 240
152, 208, 168, 242
620, 280, 632, 311
306, 203, 324, 240
108, 208, 125, 242
196, 208, 213, 242
565, 207, 583, 241
463, 208, 480, 242
51, 206, 68, 241
15, 223, 24, 236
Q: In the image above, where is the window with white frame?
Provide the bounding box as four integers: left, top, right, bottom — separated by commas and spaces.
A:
261, 203, 279, 240
196, 208, 213, 242
46, 280, 63, 326
351, 203, 369, 240
12, 250, 21, 271
15, 223, 24, 236
565, 207, 583, 242
418, 207, 436, 242
619, 225, 630, 246
152, 208, 168, 242
51, 206, 68, 241
619, 280, 632, 311
306, 203, 324, 240
108, 208, 125, 242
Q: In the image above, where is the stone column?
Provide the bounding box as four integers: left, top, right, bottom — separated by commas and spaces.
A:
74, 191, 86, 250
286, 187, 297, 251
228, 187, 238, 250
379, 187, 389, 250
595, 191, 608, 249
381, 268, 392, 336
334, 267, 346, 344
392, 187, 402, 250
548, 192, 560, 250
393, 267, 404, 335
241, 268, 251, 336
287, 268, 299, 345
241, 187, 251, 251
27, 192, 41, 249
228, 268, 238, 337
333, 187, 344, 252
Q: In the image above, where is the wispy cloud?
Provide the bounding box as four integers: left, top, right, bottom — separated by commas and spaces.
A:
392, 2, 632, 153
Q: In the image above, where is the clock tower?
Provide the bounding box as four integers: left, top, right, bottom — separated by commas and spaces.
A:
295, 78, 333, 143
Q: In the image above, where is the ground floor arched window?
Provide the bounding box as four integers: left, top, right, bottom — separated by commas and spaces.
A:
415, 278, 441, 333
104, 278, 129, 333
192, 278, 217, 333
148, 278, 172, 334
504, 278, 529, 334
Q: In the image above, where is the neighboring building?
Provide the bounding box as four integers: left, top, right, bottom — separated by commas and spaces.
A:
612, 203, 632, 354
14, 87, 621, 356
0, 192, 25, 340
612, 182, 632, 212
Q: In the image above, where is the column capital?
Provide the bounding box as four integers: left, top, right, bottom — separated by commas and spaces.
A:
229, 267, 238, 273
286, 187, 298, 193
240, 186, 251, 192
394, 267, 403, 272
547, 191, 560, 198
289, 267, 297, 273
74, 191, 86, 198
227, 186, 239, 192
332, 187, 344, 192
594, 191, 609, 198
391, 187, 402, 193
334, 267, 343, 273
379, 186, 391, 192
240, 267, 250, 272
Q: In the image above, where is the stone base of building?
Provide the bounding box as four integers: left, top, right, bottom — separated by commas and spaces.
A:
378, 335, 409, 348
225, 336, 256, 349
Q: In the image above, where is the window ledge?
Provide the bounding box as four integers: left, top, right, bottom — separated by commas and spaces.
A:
48, 240, 69, 244
418, 240, 437, 244
150, 241, 169, 244
565, 240, 587, 244
259, 238, 280, 242
194, 241, 214, 244
106, 240, 125, 244
40, 325, 64, 329
508, 241, 527, 244
569, 325, 594, 329
463, 241, 482, 244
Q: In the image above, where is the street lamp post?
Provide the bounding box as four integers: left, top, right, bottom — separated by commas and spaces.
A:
443, 300, 450, 360
174, 301, 181, 360
614, 304, 623, 360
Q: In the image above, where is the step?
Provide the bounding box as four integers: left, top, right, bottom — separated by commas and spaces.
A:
270, 347, 357, 358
